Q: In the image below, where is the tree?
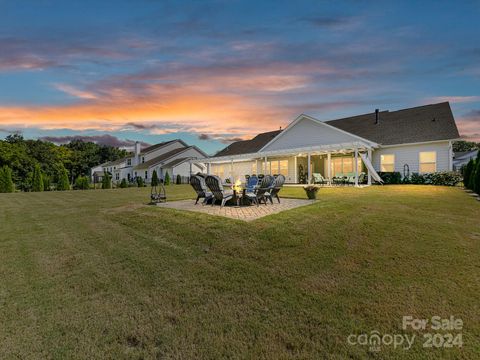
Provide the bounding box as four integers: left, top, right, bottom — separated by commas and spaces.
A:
463, 159, 475, 190
0, 165, 14, 192
453, 140, 480, 152
176, 174, 182, 184
43, 174, 51, 191
74, 176, 90, 190
120, 178, 128, 188
136, 176, 144, 187
151, 170, 159, 187
56, 166, 70, 190
474, 153, 480, 194
102, 171, 112, 189
164, 171, 170, 185
32, 164, 44, 192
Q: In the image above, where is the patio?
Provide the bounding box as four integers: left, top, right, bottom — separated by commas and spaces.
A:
156, 198, 315, 221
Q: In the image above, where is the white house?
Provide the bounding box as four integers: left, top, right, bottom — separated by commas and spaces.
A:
192, 102, 460, 185
92, 139, 207, 184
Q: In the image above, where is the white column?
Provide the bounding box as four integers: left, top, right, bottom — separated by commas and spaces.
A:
448, 141, 453, 171
367, 149, 372, 185
307, 153, 311, 184
327, 152, 331, 185
294, 156, 298, 183
264, 156, 268, 174
230, 159, 234, 180
255, 159, 258, 175
207, 163, 211, 175
354, 148, 359, 186
189, 161, 193, 176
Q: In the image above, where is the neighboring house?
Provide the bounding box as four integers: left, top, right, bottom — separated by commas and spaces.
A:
193, 102, 460, 184
91, 139, 207, 184
453, 149, 479, 171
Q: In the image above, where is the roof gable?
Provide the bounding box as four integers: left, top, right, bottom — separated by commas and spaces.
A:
213, 130, 282, 157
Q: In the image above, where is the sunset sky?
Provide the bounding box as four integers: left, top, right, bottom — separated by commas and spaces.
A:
0, 0, 479, 154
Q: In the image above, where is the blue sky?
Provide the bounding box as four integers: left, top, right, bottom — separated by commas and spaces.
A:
0, 0, 479, 154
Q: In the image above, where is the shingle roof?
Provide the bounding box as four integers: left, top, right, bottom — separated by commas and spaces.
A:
140, 139, 185, 155
134, 147, 192, 169
212, 102, 460, 157
214, 130, 282, 157
162, 157, 190, 168
326, 102, 459, 145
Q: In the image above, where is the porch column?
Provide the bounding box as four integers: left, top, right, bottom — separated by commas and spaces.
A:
207, 163, 211, 175
189, 161, 193, 176
354, 147, 359, 186
307, 153, 311, 184
255, 159, 258, 175
367, 149, 372, 185
294, 156, 297, 183
264, 156, 268, 174
230, 159, 234, 180
327, 152, 332, 185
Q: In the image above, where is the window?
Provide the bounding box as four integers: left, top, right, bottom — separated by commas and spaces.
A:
115, 173, 119, 180
145, 171, 148, 179
251, 162, 257, 175
142, 157, 145, 163
380, 154, 395, 172
330, 156, 362, 176
268, 160, 288, 176
419, 151, 436, 173
127, 158, 131, 166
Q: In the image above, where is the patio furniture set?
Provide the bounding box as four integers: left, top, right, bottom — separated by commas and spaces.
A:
190, 174, 286, 207
311, 172, 367, 186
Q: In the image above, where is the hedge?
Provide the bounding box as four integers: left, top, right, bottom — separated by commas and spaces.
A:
378, 171, 462, 186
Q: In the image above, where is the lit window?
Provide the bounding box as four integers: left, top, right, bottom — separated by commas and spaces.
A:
279, 160, 288, 176
380, 154, 395, 172
251, 162, 257, 175
419, 151, 436, 173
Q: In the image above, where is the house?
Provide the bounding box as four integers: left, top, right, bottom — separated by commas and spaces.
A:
453, 149, 479, 171
91, 139, 207, 184
192, 102, 460, 185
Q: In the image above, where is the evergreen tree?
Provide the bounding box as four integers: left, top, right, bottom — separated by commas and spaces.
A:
151, 170, 159, 187
164, 171, 170, 185
56, 166, 70, 191
102, 171, 112, 189
474, 153, 480, 194
0, 165, 14, 192
32, 164, 44, 192
463, 159, 475, 189
120, 178, 128, 188
43, 174, 51, 191
136, 176, 144, 187
176, 174, 182, 184
75, 176, 90, 190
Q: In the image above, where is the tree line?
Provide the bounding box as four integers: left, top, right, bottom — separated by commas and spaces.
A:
0, 134, 127, 192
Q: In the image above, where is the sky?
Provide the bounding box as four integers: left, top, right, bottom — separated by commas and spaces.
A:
0, 0, 479, 154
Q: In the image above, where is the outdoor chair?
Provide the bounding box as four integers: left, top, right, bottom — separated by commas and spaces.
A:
244, 175, 274, 206
190, 175, 213, 205
205, 175, 234, 207
266, 174, 285, 204
332, 173, 345, 185
245, 175, 259, 192
312, 173, 327, 185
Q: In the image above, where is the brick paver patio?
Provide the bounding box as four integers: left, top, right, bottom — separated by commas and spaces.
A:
156, 198, 316, 221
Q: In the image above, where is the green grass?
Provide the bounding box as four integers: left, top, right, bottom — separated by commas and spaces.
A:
0, 185, 478, 359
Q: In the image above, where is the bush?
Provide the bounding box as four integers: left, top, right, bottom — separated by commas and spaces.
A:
474, 153, 480, 194
136, 176, 144, 187
119, 178, 128, 188
176, 174, 182, 184
406, 172, 462, 186
151, 170, 159, 187
378, 172, 402, 184
164, 171, 170, 185
463, 159, 475, 189
43, 175, 51, 191
102, 171, 112, 189
32, 164, 44, 192
0, 165, 14, 193
56, 166, 70, 191
74, 176, 90, 190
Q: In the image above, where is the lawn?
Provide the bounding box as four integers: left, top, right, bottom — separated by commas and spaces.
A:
0, 185, 478, 359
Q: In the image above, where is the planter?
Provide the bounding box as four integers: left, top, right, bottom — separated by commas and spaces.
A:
303, 185, 319, 200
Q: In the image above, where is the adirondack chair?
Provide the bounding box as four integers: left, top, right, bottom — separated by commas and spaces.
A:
244, 175, 274, 206
205, 175, 234, 207
190, 175, 213, 205
266, 174, 285, 204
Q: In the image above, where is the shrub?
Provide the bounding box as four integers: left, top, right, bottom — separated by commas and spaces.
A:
136, 176, 144, 187
463, 159, 475, 189
176, 174, 182, 184
407, 172, 462, 186
378, 172, 402, 184
164, 171, 170, 185
56, 166, 70, 191
32, 164, 44, 192
474, 153, 480, 194
43, 175, 51, 191
102, 171, 112, 189
151, 170, 159, 187
119, 178, 128, 188
0, 165, 14, 193
74, 176, 90, 190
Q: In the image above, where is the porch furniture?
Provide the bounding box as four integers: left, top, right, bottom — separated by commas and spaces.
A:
205, 175, 234, 207
311, 173, 327, 185
245, 175, 259, 192
266, 174, 285, 204
332, 173, 346, 185
244, 175, 274, 206
190, 175, 213, 205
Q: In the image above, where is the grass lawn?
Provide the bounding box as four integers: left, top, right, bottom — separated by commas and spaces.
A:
0, 185, 479, 359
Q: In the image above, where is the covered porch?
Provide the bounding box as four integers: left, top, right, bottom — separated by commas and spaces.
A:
191, 141, 380, 186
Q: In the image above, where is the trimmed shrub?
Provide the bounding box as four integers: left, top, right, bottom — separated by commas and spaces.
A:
463, 159, 475, 189
119, 178, 128, 188
74, 176, 90, 190
164, 171, 170, 185
136, 176, 144, 187
56, 167, 70, 191
176, 174, 182, 184
407, 172, 462, 186
474, 154, 480, 194
32, 164, 44, 192
151, 170, 159, 187
102, 171, 112, 189
378, 172, 402, 184
0, 165, 14, 193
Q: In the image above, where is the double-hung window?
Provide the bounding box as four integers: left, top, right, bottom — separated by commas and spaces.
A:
419, 151, 436, 173
380, 154, 395, 172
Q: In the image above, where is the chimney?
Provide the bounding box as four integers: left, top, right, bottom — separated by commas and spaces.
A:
375, 109, 380, 124
134, 141, 141, 157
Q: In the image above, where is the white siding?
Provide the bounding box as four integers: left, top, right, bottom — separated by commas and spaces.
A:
262, 117, 360, 151
372, 141, 450, 175
146, 147, 205, 181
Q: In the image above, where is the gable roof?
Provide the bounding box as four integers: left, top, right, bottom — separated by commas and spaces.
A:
214, 130, 282, 157
140, 139, 187, 155
326, 102, 459, 145
134, 145, 207, 169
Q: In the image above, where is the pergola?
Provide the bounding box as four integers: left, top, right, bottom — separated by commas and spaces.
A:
190, 140, 379, 186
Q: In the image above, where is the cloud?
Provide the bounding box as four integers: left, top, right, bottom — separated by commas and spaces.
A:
456, 109, 480, 142
54, 84, 98, 99
40, 134, 151, 148
198, 133, 210, 140
298, 16, 355, 28
425, 96, 480, 104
